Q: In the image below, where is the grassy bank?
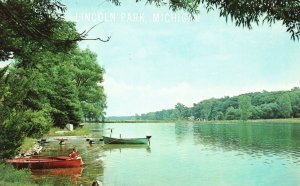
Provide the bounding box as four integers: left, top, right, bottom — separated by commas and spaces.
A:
0, 163, 71, 186
20, 138, 36, 154
0, 163, 32, 186
46, 123, 103, 137
47, 127, 90, 136
0, 163, 73, 186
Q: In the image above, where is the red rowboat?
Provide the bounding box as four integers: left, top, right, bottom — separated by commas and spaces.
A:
6, 156, 82, 169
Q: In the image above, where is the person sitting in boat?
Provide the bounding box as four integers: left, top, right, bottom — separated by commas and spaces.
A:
69, 148, 78, 159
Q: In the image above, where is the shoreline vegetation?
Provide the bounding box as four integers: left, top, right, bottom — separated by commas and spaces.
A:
47, 118, 300, 136
115, 88, 300, 122
0, 163, 73, 186
102, 118, 300, 124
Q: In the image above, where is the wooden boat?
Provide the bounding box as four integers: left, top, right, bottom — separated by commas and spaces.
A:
103, 135, 151, 145
6, 156, 82, 169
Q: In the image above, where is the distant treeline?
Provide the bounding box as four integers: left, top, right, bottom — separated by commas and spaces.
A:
135, 88, 300, 121
106, 116, 137, 121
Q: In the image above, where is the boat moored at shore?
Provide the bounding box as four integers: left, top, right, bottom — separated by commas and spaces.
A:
103, 135, 151, 145
6, 156, 83, 169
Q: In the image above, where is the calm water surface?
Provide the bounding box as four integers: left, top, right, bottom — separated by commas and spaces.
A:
37, 122, 300, 186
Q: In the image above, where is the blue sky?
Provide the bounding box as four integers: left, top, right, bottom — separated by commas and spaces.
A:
61, 0, 300, 116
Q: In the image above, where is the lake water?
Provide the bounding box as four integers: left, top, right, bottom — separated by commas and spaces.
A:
37, 122, 300, 186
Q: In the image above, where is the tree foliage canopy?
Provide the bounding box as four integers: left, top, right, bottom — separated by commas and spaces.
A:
239, 95, 252, 121
0, 0, 110, 62
0, 0, 81, 61
110, 0, 300, 40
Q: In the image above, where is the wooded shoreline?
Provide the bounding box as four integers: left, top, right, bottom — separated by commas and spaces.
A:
101, 118, 300, 124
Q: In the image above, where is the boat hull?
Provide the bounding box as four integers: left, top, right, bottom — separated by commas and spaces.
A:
6, 156, 82, 169
103, 136, 150, 144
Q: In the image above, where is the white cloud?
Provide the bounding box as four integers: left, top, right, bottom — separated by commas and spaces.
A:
103, 76, 208, 116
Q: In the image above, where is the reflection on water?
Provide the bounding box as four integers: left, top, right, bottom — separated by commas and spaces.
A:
31, 167, 83, 185
175, 122, 191, 143
32, 122, 300, 186
193, 123, 300, 159
102, 144, 151, 154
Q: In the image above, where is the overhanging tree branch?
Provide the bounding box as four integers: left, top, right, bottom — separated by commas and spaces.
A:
108, 0, 300, 40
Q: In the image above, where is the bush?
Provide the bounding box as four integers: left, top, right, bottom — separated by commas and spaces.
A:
0, 109, 52, 159
0, 163, 32, 185
21, 109, 53, 138
0, 113, 25, 159
0, 163, 74, 186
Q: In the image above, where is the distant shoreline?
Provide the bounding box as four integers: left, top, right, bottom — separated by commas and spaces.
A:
99, 118, 300, 124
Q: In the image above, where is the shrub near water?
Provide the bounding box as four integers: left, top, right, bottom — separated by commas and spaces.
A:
34, 177, 73, 186
0, 163, 32, 185
0, 163, 73, 186
20, 137, 36, 153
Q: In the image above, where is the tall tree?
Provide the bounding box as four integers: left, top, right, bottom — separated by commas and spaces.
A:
201, 100, 213, 121
174, 103, 190, 120
289, 87, 300, 118
49, 65, 83, 127
72, 49, 107, 122
277, 94, 292, 118
20, 49, 106, 127
239, 95, 252, 121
